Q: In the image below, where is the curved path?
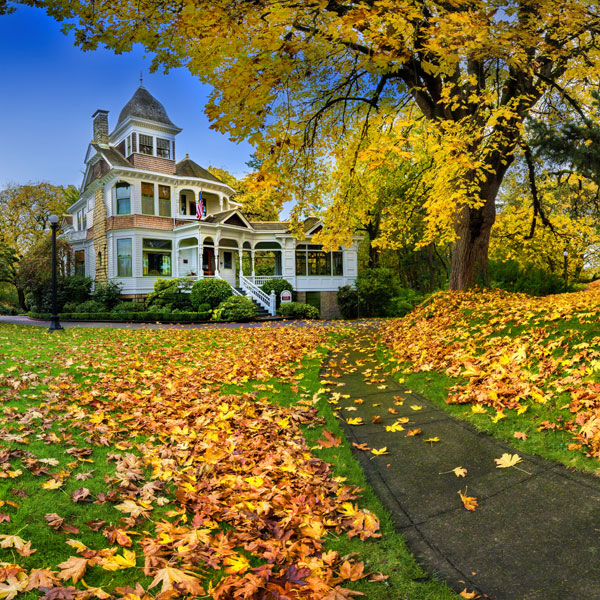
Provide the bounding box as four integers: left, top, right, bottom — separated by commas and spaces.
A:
325, 331, 600, 600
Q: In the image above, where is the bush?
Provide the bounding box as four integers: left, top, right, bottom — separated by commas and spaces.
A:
261, 278, 294, 297
277, 301, 320, 320
212, 296, 257, 322
355, 268, 400, 317
190, 278, 233, 309
145, 278, 193, 310
59, 275, 93, 308
112, 302, 145, 313
93, 281, 122, 309
337, 285, 359, 319
76, 300, 106, 313
388, 288, 424, 317
488, 260, 570, 296
62, 301, 80, 313
0, 303, 17, 315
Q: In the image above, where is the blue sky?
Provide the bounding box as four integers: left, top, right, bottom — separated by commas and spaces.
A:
0, 4, 254, 190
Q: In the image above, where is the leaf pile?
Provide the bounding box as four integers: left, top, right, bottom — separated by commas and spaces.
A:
0, 326, 381, 599
381, 288, 600, 459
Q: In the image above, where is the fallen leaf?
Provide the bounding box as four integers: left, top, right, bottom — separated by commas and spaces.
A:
514, 431, 528, 440
458, 490, 478, 511
494, 453, 523, 468
57, 557, 87, 584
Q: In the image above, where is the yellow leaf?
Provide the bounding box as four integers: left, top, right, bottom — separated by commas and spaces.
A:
223, 554, 251, 574
453, 467, 467, 478
42, 479, 62, 490
100, 549, 137, 571
370, 447, 389, 456
244, 476, 264, 487
491, 411, 506, 423
410, 405, 422, 411
346, 417, 364, 425
424, 437, 440, 443
471, 405, 487, 414
494, 453, 523, 468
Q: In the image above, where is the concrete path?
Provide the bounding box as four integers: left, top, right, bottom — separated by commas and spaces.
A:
0, 315, 376, 330
324, 331, 600, 600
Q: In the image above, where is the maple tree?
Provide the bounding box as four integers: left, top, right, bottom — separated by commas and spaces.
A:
0, 182, 75, 253
20, 0, 600, 287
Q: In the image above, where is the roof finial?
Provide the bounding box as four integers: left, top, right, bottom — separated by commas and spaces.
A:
139, 72, 143, 87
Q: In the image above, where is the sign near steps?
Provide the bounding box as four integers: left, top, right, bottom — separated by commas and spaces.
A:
280, 290, 292, 303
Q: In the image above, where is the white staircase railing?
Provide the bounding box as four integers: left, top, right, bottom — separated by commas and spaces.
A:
248, 275, 283, 287
239, 275, 276, 316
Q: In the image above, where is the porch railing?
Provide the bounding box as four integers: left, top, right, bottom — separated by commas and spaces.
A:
247, 275, 283, 287
239, 275, 276, 316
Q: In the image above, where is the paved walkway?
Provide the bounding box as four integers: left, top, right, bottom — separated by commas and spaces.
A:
324, 331, 600, 600
0, 315, 376, 330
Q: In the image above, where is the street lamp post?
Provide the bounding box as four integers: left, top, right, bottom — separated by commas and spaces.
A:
48, 215, 63, 332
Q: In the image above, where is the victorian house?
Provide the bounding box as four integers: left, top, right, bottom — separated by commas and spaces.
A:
63, 86, 359, 317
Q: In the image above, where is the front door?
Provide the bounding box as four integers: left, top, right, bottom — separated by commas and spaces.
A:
203, 248, 214, 276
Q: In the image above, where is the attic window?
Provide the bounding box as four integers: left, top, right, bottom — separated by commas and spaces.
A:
156, 138, 171, 159
139, 134, 153, 155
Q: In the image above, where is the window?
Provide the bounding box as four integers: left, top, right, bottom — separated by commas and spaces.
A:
223, 251, 233, 269
74, 250, 85, 276
139, 134, 153, 155
156, 138, 171, 159
77, 210, 82, 231
295, 244, 343, 276
82, 210, 87, 230
143, 239, 172, 276
116, 182, 131, 215
126, 135, 132, 156
158, 185, 171, 217
117, 238, 132, 277
180, 195, 187, 215
141, 182, 155, 215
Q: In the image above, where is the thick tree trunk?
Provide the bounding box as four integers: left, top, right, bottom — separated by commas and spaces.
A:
449, 172, 506, 290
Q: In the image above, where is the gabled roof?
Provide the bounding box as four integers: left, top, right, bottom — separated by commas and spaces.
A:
303, 216, 322, 233
176, 157, 224, 184
90, 143, 131, 168
203, 209, 253, 229
117, 86, 178, 129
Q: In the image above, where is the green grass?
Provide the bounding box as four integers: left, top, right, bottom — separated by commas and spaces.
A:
222, 344, 459, 600
0, 323, 460, 599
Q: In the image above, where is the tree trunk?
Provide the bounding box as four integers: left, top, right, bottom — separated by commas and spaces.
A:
17, 287, 25, 310
449, 172, 505, 290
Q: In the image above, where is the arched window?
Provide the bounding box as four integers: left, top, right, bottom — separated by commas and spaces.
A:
115, 182, 131, 215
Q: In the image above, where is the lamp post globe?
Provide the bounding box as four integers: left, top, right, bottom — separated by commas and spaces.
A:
48, 214, 63, 332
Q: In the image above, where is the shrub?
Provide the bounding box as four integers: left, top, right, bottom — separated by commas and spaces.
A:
76, 300, 106, 313
190, 278, 233, 309
212, 296, 257, 322
112, 301, 145, 313
145, 278, 193, 310
93, 281, 122, 309
196, 303, 211, 312
62, 301, 80, 313
261, 278, 294, 297
388, 288, 424, 317
337, 285, 359, 319
488, 260, 571, 296
0, 303, 17, 315
355, 268, 400, 317
277, 301, 320, 320
59, 275, 93, 307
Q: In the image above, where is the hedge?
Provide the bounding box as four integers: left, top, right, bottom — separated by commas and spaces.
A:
28, 311, 212, 323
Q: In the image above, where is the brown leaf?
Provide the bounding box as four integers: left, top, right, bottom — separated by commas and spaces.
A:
57, 557, 87, 584
316, 429, 342, 448
26, 569, 58, 591
71, 488, 91, 503
323, 586, 365, 599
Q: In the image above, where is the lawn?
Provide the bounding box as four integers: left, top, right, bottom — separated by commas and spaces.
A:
0, 323, 457, 600
379, 287, 600, 474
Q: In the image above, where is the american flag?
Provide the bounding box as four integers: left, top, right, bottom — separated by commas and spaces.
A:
196, 191, 204, 220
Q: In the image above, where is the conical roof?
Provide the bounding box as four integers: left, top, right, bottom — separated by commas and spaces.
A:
116, 86, 178, 128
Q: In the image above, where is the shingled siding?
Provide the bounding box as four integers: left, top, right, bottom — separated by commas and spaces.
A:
130, 153, 176, 175
106, 215, 174, 231
93, 188, 108, 283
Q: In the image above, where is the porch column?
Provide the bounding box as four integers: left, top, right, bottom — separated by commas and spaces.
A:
174, 245, 180, 278
219, 194, 224, 212
198, 235, 204, 279
251, 249, 256, 278
214, 234, 221, 278
238, 249, 243, 282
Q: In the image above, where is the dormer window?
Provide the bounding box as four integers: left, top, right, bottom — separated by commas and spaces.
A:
156, 138, 171, 159
139, 134, 153, 155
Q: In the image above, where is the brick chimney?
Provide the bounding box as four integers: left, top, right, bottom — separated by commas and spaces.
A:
92, 109, 109, 144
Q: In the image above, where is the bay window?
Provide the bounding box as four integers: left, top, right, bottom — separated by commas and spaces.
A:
141, 182, 154, 215
143, 239, 172, 276
295, 244, 344, 276
117, 238, 132, 277
158, 185, 171, 217
116, 182, 131, 215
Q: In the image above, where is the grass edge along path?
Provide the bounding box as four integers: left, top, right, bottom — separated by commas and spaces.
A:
0, 323, 458, 600
377, 288, 600, 475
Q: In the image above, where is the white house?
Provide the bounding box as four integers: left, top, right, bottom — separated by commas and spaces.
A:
63, 86, 360, 317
